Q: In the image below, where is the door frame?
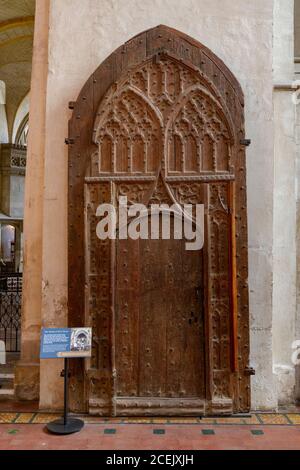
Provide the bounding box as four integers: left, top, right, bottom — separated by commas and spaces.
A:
113, 205, 207, 416
68, 25, 250, 415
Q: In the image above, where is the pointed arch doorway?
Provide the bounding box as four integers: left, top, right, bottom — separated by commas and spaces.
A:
68, 25, 250, 416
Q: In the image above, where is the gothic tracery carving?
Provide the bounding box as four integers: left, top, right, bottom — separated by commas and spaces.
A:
167, 88, 232, 175
92, 55, 234, 180
95, 88, 162, 175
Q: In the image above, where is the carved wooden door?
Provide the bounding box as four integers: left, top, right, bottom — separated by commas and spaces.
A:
68, 26, 251, 416
115, 217, 205, 415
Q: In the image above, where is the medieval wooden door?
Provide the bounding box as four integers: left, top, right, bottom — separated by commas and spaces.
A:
115, 217, 206, 415
68, 26, 251, 416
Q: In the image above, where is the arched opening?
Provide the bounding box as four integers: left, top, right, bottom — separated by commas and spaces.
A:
12, 93, 30, 146
0, 2, 35, 400
14, 114, 29, 147
68, 25, 250, 416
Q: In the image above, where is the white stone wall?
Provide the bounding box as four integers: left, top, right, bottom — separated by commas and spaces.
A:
295, 0, 300, 58
36, 0, 296, 409
274, 0, 295, 82
273, 0, 298, 405
296, 75, 300, 403
295, 0, 300, 404
273, 89, 297, 404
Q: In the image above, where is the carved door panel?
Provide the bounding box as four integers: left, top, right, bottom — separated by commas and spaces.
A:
115, 218, 205, 415
68, 26, 250, 416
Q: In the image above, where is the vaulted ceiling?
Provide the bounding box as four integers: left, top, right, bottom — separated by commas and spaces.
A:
0, 0, 35, 140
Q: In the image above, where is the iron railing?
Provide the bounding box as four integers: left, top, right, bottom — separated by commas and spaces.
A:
0, 274, 22, 353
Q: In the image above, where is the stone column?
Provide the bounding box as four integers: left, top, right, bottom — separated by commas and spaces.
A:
296, 82, 300, 405
15, 0, 50, 401
272, 0, 297, 405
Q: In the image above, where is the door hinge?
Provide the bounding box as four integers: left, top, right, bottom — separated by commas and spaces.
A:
65, 138, 75, 145
244, 366, 256, 376
240, 139, 251, 147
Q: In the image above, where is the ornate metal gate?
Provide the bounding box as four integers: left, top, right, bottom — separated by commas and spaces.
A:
0, 274, 22, 353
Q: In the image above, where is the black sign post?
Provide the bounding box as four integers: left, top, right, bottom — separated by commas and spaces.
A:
40, 327, 92, 435
47, 358, 84, 435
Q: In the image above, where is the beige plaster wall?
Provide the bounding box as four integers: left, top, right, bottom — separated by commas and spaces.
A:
295, 0, 300, 404
272, 0, 297, 405
274, 0, 295, 82
36, 0, 276, 410
273, 89, 297, 404
295, 0, 300, 57
296, 95, 300, 402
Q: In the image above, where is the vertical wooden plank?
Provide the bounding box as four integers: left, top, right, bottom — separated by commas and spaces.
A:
166, 220, 183, 397
115, 236, 140, 397
139, 233, 167, 396
204, 183, 213, 403
235, 142, 251, 412
229, 181, 239, 372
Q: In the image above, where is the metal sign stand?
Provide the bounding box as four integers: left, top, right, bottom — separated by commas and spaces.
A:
47, 358, 84, 435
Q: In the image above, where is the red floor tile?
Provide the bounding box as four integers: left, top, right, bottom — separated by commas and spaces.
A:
0, 423, 300, 450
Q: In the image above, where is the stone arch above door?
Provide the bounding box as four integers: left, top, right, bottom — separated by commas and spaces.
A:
68, 25, 250, 415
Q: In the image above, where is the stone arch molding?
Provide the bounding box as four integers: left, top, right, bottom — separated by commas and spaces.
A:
68, 25, 250, 416
12, 92, 30, 145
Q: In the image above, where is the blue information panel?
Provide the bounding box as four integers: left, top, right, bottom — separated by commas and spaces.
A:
40, 328, 92, 359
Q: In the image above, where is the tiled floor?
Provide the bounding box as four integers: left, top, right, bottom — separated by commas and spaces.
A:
1, 412, 300, 425
0, 413, 300, 450
0, 422, 300, 450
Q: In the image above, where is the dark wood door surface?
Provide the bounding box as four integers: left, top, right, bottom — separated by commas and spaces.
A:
115, 218, 205, 415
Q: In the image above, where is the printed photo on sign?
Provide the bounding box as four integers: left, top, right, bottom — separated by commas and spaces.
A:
71, 328, 91, 352
58, 328, 92, 358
